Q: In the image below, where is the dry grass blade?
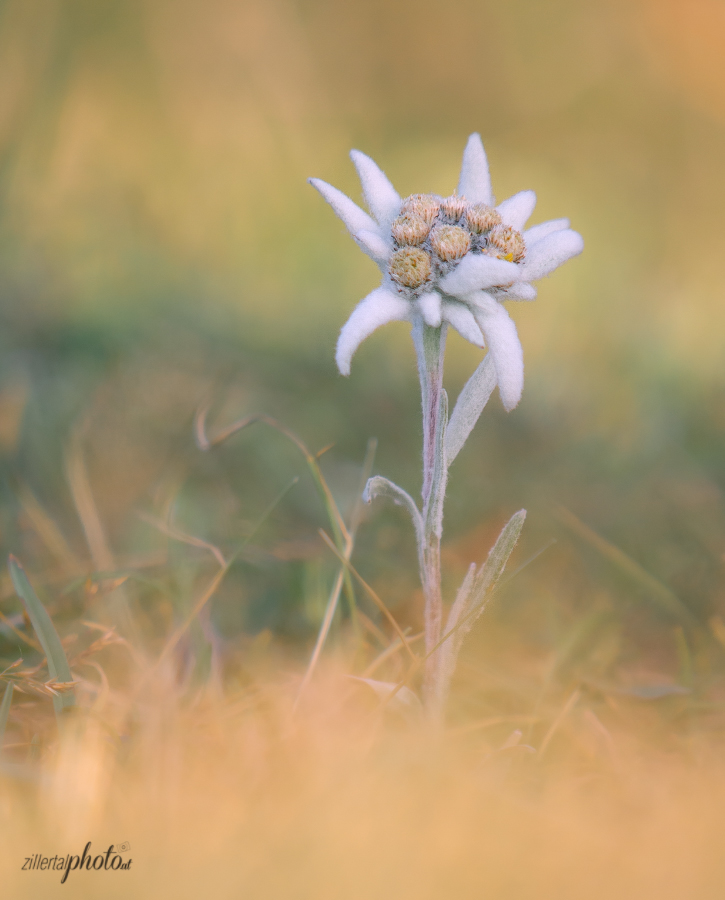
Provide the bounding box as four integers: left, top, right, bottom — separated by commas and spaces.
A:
0, 607, 40, 652
148, 476, 299, 681
65, 428, 136, 636
65, 432, 115, 573
361, 632, 424, 678
196, 406, 362, 690
138, 511, 227, 568
538, 688, 581, 758
294, 542, 352, 708
318, 529, 417, 662
557, 506, 697, 625
349, 437, 378, 536
5, 676, 75, 700
195, 407, 350, 546
69, 624, 129, 667
292, 439, 378, 707
450, 714, 540, 736
16, 482, 84, 573
357, 610, 391, 648
156, 565, 228, 671
2, 657, 76, 699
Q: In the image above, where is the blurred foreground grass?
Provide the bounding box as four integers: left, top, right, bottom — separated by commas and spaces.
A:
1, 0, 725, 895
4, 657, 725, 899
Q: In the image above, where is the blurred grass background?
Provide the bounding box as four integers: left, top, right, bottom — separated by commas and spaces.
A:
1, 1, 725, 895
0, 0, 723, 665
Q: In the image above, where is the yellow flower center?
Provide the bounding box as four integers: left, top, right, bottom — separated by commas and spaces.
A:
465, 203, 502, 234
391, 214, 430, 246
439, 195, 468, 222
400, 193, 441, 224
389, 195, 525, 290
389, 247, 432, 288
486, 224, 526, 263
430, 224, 471, 261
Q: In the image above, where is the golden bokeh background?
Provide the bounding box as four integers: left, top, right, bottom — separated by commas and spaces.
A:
1, 2, 725, 896
0, 0, 722, 629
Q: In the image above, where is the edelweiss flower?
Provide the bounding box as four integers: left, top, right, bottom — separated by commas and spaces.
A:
310, 134, 584, 410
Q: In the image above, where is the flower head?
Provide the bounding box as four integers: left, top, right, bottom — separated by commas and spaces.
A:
309, 134, 583, 410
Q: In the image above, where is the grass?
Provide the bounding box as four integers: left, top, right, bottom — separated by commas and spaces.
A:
2, 635, 725, 898
1, 385, 725, 897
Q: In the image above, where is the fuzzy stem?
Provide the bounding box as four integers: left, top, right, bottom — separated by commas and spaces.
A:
413, 321, 448, 709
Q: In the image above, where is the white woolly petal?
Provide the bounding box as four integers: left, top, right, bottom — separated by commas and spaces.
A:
524, 218, 569, 244
440, 254, 519, 295
309, 178, 381, 240
464, 290, 498, 315
442, 302, 484, 346
521, 229, 584, 281
350, 150, 401, 229
418, 292, 442, 327
497, 190, 537, 231
492, 283, 537, 301
457, 133, 494, 206
471, 300, 524, 411
354, 229, 392, 263
335, 287, 410, 376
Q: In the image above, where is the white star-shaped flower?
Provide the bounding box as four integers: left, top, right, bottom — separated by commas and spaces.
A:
310, 133, 583, 410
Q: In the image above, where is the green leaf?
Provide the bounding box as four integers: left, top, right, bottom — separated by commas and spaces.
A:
0, 683, 13, 753
8, 556, 75, 715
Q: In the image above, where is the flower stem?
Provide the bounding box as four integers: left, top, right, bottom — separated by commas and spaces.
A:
413, 321, 448, 709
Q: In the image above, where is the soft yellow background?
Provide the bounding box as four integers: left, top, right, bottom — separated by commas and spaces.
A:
0, 0, 722, 677
2, 4, 725, 899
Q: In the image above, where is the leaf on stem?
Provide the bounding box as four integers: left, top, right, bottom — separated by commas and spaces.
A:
443, 562, 477, 640
445, 353, 496, 465
8, 556, 75, 715
363, 476, 424, 551
433, 510, 526, 714
466, 509, 527, 623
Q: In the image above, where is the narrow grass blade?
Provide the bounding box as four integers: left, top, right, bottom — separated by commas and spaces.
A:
556, 506, 698, 626
538, 689, 581, 758
16, 482, 83, 572
349, 437, 378, 536
0, 607, 40, 651
318, 529, 417, 660
8, 556, 75, 714
65, 434, 115, 572
154, 475, 300, 672
0, 684, 13, 753
195, 408, 358, 641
